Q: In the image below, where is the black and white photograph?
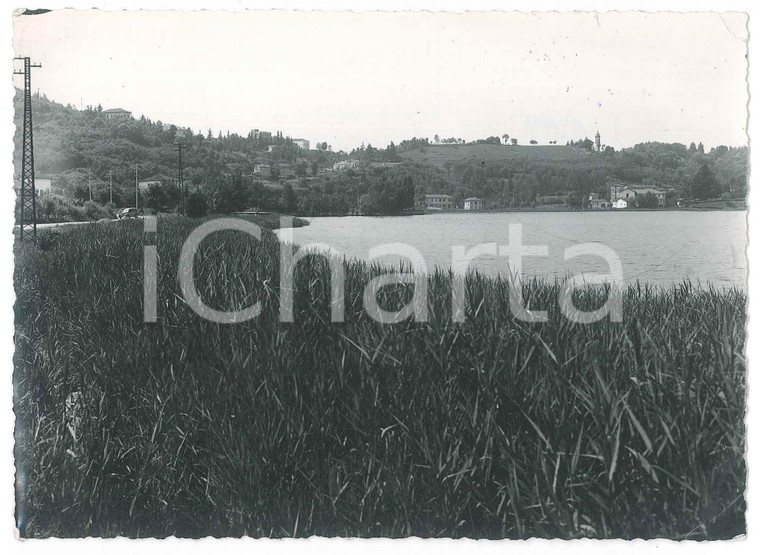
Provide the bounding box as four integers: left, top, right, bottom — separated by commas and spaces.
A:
5, 2, 756, 548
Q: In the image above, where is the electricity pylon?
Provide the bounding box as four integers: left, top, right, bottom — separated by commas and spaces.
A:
14, 57, 42, 241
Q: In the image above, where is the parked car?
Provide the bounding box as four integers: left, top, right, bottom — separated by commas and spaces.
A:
117, 207, 139, 219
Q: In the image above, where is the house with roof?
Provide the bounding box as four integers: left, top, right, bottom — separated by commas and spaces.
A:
535, 194, 569, 209
138, 175, 173, 192
588, 193, 611, 210
333, 160, 359, 171
610, 181, 667, 207
253, 164, 272, 179
464, 197, 483, 210
425, 193, 453, 210
102, 108, 132, 121
13, 174, 54, 196
292, 138, 310, 150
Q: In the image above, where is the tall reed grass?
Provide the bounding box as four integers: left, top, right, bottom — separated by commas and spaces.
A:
14, 215, 745, 538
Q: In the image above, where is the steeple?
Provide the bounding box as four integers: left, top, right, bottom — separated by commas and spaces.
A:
594, 129, 601, 152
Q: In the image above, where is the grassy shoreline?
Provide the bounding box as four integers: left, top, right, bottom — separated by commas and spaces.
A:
14, 215, 746, 538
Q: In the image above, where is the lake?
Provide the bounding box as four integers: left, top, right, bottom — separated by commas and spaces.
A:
276, 211, 747, 288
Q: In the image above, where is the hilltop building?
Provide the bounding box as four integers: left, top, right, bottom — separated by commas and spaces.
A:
595, 130, 601, 153
103, 108, 132, 121
425, 194, 453, 210
292, 138, 310, 150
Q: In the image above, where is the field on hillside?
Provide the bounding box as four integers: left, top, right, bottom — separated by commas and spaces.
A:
14, 215, 745, 539
399, 144, 597, 166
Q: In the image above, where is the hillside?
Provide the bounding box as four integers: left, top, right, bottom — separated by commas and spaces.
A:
12, 91, 337, 207
399, 143, 594, 166
13, 91, 748, 219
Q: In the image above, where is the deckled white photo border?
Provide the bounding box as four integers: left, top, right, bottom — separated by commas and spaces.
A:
1, 1, 756, 554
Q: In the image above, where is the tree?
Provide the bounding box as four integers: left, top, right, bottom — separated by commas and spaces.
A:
145, 183, 172, 213
529, 139, 538, 145
216, 172, 250, 214
186, 190, 209, 217
690, 163, 719, 200
510, 138, 518, 146
282, 183, 297, 214
637, 191, 659, 208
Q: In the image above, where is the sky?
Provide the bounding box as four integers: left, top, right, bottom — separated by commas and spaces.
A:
12, 9, 749, 152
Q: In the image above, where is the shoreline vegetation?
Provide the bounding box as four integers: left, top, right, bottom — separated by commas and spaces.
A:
14, 215, 746, 539
308, 202, 748, 218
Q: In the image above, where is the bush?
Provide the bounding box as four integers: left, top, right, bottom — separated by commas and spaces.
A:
84, 201, 107, 220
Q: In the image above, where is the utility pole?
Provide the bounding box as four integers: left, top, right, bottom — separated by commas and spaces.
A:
14, 57, 42, 241
88, 168, 92, 202
175, 129, 187, 215
135, 164, 139, 209
109, 170, 113, 204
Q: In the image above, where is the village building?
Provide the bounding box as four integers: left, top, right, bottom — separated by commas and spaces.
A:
34, 175, 53, 194
138, 175, 172, 192
610, 181, 667, 207
588, 192, 611, 209
333, 160, 360, 171
13, 174, 54, 196
613, 199, 629, 209
102, 108, 132, 121
535, 194, 569, 209
425, 193, 453, 210
253, 164, 272, 179
463, 197, 483, 210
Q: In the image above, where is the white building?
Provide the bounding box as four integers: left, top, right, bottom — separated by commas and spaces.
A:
292, 138, 310, 150
13, 176, 53, 196
333, 160, 359, 171
35, 176, 52, 193
463, 197, 483, 210
102, 108, 132, 121
253, 164, 272, 178
610, 183, 667, 207
613, 199, 629, 209
588, 193, 610, 209
138, 176, 167, 192
425, 194, 453, 210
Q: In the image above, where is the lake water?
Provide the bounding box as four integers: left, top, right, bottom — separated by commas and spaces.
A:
277, 211, 747, 288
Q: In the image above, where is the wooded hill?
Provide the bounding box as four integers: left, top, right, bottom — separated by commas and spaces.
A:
14, 91, 748, 217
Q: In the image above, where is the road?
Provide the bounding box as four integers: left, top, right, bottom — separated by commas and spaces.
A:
14, 217, 143, 230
